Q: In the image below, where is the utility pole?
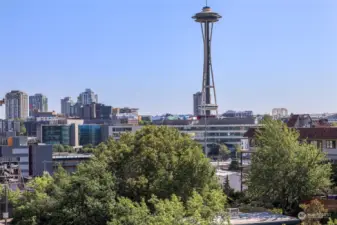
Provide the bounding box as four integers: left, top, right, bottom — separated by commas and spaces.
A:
4, 183, 8, 225
204, 115, 208, 157
240, 151, 243, 192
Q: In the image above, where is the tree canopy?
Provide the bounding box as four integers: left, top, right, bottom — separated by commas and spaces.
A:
52, 144, 75, 153
20, 122, 26, 136
246, 119, 331, 214
11, 125, 228, 225
259, 114, 273, 124
94, 126, 220, 203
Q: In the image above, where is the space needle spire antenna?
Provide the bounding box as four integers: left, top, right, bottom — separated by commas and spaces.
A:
192, 2, 221, 117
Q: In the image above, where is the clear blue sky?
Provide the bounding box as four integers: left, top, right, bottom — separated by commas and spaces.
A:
0, 0, 336, 117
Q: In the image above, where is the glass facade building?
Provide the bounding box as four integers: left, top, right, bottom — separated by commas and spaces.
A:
42, 125, 71, 145
79, 125, 101, 146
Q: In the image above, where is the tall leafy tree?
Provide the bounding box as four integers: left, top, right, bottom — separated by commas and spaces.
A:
259, 114, 273, 124
300, 199, 327, 225
109, 191, 227, 225
52, 144, 64, 153
218, 144, 230, 161
20, 123, 26, 136
11, 126, 228, 225
51, 160, 116, 225
11, 172, 56, 225
94, 126, 220, 203
246, 119, 331, 214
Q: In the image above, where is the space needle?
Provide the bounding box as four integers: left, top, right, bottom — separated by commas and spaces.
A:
192, 2, 221, 117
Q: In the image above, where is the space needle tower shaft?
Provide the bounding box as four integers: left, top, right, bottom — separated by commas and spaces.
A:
192, 4, 221, 116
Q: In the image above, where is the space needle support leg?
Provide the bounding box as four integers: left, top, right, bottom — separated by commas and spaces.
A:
201, 23, 207, 115
209, 22, 218, 115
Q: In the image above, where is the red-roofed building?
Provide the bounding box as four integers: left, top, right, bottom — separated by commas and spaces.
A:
243, 126, 337, 162
285, 114, 313, 128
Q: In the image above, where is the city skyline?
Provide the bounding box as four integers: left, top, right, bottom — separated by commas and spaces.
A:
1, 88, 335, 119
1, 0, 337, 116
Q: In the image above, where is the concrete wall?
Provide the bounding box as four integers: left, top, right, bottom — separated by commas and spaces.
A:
70, 124, 79, 147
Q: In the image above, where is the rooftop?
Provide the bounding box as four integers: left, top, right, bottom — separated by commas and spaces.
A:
230, 212, 300, 225
53, 153, 93, 160
244, 127, 337, 140
153, 117, 256, 126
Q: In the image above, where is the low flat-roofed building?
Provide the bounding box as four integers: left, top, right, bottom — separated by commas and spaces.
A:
229, 212, 300, 225
101, 117, 257, 156
52, 153, 93, 173
243, 127, 337, 162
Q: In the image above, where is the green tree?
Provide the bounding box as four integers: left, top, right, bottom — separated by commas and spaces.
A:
246, 119, 331, 215
235, 144, 242, 158
52, 144, 75, 153
331, 164, 337, 187
12, 162, 115, 225
109, 191, 228, 225
328, 218, 337, 225
52, 144, 64, 153
95, 126, 221, 203
63, 145, 75, 153
223, 176, 233, 196
300, 199, 327, 225
12, 164, 227, 225
81, 144, 94, 153
20, 123, 26, 136
331, 122, 337, 127
218, 144, 230, 161
139, 120, 152, 126
259, 114, 272, 124
11, 126, 229, 225
228, 159, 239, 171
11, 172, 55, 225
50, 160, 116, 225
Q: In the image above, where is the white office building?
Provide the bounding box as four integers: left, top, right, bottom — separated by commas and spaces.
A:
102, 117, 257, 154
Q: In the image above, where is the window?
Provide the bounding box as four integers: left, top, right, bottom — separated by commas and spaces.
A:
13, 148, 28, 154
326, 140, 336, 149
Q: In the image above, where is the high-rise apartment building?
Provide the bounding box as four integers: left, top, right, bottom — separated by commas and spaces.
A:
29, 94, 48, 116
61, 97, 73, 117
193, 92, 202, 116
77, 89, 98, 105
5, 90, 28, 120
272, 108, 288, 119
73, 103, 113, 120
